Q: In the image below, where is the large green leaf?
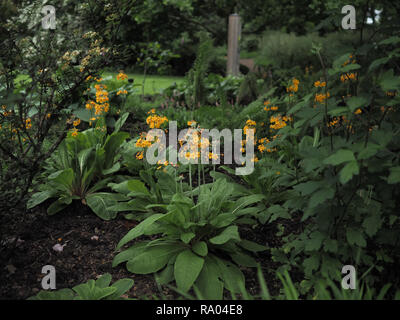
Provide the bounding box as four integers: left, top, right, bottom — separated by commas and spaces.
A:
174, 249, 205, 292
112, 242, 149, 267
339, 161, 359, 184
346, 228, 366, 247
114, 113, 129, 133
49, 168, 74, 191
127, 244, 183, 274
106, 279, 134, 300
126, 179, 151, 196
116, 214, 164, 249
308, 188, 335, 208
346, 96, 369, 113
209, 213, 237, 228
388, 167, 400, 184
209, 226, 240, 245
47, 196, 74, 215
195, 257, 224, 299
324, 149, 355, 166
379, 69, 400, 91
86, 193, 118, 220
230, 252, 257, 267
103, 131, 130, 169
27, 190, 55, 209
214, 256, 245, 293
238, 239, 267, 252
192, 241, 208, 257
95, 274, 112, 288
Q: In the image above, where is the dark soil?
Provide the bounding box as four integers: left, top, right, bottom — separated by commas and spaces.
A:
0, 202, 169, 300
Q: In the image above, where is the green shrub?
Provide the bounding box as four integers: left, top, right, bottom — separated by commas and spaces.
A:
113, 179, 267, 299
27, 115, 130, 220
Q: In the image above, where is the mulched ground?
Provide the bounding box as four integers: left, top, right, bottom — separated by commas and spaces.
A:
0, 202, 169, 300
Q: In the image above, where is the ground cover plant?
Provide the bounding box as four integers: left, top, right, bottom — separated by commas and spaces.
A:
1, 0, 400, 302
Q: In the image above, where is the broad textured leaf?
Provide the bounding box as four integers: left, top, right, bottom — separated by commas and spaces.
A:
114, 112, 129, 133
339, 161, 359, 184
230, 252, 257, 267
380, 69, 400, 91
346, 228, 366, 247
86, 193, 117, 220
238, 239, 267, 252
112, 242, 149, 267
305, 231, 325, 251
116, 214, 164, 249
209, 226, 240, 245
324, 149, 355, 166
195, 257, 223, 299
27, 190, 54, 209
388, 167, 400, 184
308, 188, 335, 208
181, 232, 195, 244
323, 239, 338, 253
192, 241, 208, 257
103, 131, 129, 169
127, 244, 183, 274
95, 274, 112, 288
215, 257, 245, 293
362, 214, 382, 237
303, 255, 320, 276
107, 279, 134, 300
174, 249, 204, 292
346, 96, 369, 112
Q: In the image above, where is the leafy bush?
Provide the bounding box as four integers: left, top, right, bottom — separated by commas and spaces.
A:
113, 179, 266, 299
27, 115, 130, 220
247, 35, 400, 290
107, 167, 179, 221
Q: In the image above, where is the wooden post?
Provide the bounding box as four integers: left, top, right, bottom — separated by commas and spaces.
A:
227, 14, 241, 76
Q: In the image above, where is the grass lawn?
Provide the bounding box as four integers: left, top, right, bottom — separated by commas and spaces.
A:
15, 73, 185, 95
102, 72, 185, 95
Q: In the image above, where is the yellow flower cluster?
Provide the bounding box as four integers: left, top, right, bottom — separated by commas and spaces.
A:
71, 128, 78, 137
177, 127, 218, 163
117, 90, 128, 95
315, 92, 331, 103
1, 105, 12, 117
85, 75, 102, 82
270, 115, 290, 130
314, 80, 326, 88
136, 151, 144, 160
244, 119, 256, 135
73, 118, 81, 127
146, 114, 168, 129
156, 160, 178, 170
25, 118, 32, 130
86, 83, 110, 116
342, 54, 356, 67
327, 117, 339, 128
263, 101, 278, 112
340, 73, 357, 82
286, 78, 300, 94
354, 108, 362, 115
135, 134, 153, 148
257, 137, 277, 153
386, 91, 397, 97
116, 72, 128, 81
